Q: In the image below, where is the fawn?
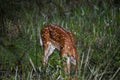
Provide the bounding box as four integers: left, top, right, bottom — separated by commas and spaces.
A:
40, 24, 78, 74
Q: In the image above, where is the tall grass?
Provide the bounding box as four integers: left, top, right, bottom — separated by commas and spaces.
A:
0, 0, 119, 80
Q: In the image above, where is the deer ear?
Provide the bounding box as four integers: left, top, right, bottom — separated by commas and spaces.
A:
70, 56, 76, 65
39, 35, 43, 46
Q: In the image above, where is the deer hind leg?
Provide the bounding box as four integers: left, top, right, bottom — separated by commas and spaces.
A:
66, 57, 71, 74
70, 56, 77, 74
43, 42, 55, 65
62, 56, 71, 75
61, 49, 71, 75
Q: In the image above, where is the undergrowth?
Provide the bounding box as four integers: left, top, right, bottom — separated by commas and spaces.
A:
0, 0, 119, 80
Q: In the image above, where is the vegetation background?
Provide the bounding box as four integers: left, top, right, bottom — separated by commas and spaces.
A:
0, 0, 120, 80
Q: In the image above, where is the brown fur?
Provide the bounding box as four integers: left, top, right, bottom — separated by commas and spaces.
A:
40, 24, 78, 74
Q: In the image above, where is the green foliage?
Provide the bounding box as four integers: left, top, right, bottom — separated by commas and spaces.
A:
0, 0, 119, 80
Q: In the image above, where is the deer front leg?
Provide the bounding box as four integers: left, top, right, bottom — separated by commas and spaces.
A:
43, 42, 55, 65
42, 43, 49, 65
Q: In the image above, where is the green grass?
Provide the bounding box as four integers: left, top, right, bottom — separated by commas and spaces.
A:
0, 0, 120, 80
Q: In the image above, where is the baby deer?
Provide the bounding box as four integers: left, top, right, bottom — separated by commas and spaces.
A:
40, 24, 78, 74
